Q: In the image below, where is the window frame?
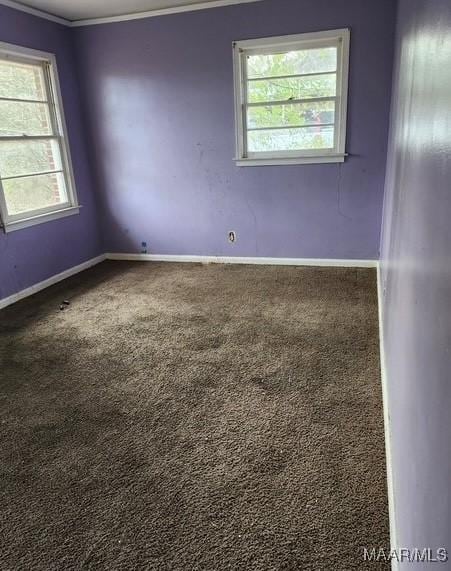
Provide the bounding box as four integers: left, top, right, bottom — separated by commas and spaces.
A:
0, 42, 79, 233
233, 28, 350, 167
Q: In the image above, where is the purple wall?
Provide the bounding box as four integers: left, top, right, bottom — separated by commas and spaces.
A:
380, 0, 451, 563
0, 0, 396, 304
74, 0, 396, 260
0, 5, 101, 302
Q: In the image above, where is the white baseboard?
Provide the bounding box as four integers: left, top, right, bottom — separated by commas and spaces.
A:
0, 254, 106, 310
377, 265, 398, 570
0, 253, 378, 311
106, 253, 378, 268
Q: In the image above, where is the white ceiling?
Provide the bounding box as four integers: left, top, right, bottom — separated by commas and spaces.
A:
6, 0, 259, 23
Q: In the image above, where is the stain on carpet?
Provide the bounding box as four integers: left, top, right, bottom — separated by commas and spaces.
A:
0, 261, 389, 570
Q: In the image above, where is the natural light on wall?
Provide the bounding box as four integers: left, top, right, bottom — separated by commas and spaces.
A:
0, 42, 78, 232
233, 29, 350, 166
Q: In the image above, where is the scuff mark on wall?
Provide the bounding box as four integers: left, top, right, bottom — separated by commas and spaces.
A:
336, 164, 352, 221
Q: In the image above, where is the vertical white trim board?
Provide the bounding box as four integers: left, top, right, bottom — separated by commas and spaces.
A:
377, 265, 398, 571
0, 254, 106, 310
105, 253, 378, 268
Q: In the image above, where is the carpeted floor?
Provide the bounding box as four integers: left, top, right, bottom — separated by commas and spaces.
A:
0, 261, 389, 570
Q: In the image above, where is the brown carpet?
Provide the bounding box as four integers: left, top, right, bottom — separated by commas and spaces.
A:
0, 261, 389, 570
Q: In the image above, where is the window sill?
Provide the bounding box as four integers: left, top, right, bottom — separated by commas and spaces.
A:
235, 154, 347, 167
2, 205, 80, 233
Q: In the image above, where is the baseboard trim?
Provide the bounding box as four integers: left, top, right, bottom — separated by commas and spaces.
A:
106, 253, 378, 268
377, 264, 398, 570
0, 253, 378, 311
0, 254, 106, 310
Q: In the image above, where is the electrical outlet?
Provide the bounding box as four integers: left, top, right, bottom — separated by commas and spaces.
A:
228, 231, 236, 243
141, 241, 147, 254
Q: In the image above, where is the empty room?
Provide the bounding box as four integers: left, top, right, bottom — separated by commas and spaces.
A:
0, 0, 450, 569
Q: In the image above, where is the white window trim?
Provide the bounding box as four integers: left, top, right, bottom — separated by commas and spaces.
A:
0, 41, 79, 233
233, 28, 350, 167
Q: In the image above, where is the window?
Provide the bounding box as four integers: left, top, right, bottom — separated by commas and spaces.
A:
0, 42, 78, 232
233, 29, 350, 166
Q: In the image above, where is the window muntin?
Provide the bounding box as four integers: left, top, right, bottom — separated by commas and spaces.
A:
233, 30, 350, 165
0, 44, 78, 231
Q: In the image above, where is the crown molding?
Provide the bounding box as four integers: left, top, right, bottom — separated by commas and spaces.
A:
0, 0, 69, 25
70, 0, 264, 27
0, 0, 264, 28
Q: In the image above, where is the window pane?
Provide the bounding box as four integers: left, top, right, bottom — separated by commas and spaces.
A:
248, 125, 334, 152
0, 100, 52, 136
247, 100, 335, 129
248, 73, 336, 103
0, 139, 62, 178
0, 59, 47, 101
247, 47, 337, 79
3, 172, 67, 215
